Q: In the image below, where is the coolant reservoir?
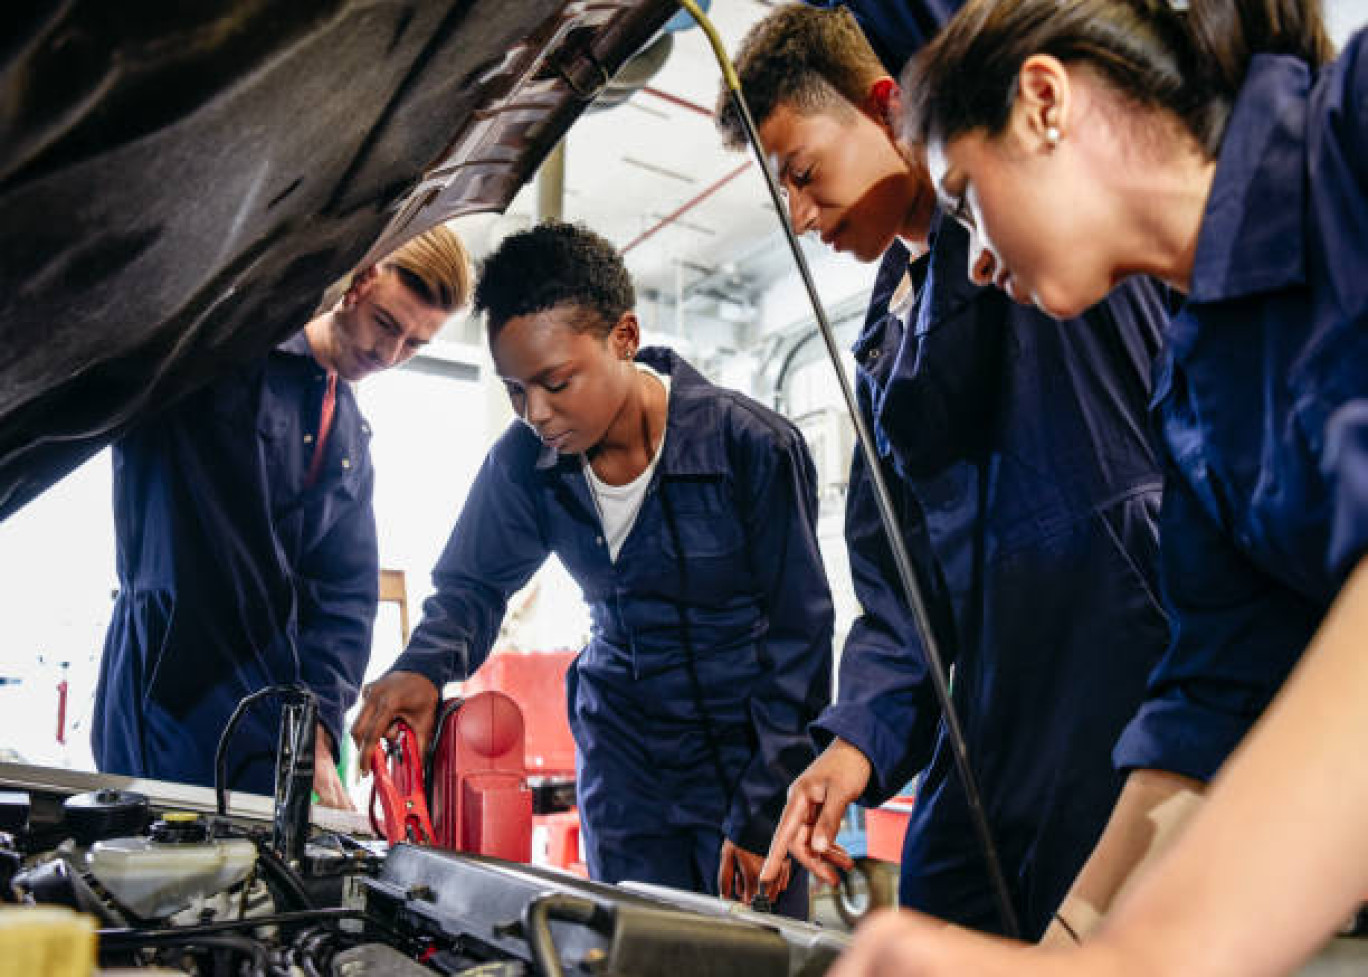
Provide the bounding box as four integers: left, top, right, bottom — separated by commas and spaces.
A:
85, 813, 257, 918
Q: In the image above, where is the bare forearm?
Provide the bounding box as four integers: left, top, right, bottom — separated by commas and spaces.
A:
1093, 558, 1368, 977
1045, 768, 1205, 944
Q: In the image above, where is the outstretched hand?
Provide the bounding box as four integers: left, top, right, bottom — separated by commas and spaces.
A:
760, 738, 870, 888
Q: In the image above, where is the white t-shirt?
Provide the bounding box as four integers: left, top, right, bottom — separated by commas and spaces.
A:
583, 364, 671, 562
889, 255, 922, 327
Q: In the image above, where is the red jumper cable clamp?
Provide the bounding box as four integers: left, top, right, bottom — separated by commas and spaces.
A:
368, 720, 436, 845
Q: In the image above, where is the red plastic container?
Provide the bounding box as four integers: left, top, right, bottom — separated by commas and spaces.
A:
533, 810, 588, 877
462, 650, 578, 776
429, 691, 533, 862
865, 793, 917, 863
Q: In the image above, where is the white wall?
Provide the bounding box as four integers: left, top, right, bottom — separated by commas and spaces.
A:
0, 452, 116, 770
1330, 0, 1368, 45
356, 354, 491, 680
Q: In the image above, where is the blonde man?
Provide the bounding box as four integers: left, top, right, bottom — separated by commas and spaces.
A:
93, 226, 471, 807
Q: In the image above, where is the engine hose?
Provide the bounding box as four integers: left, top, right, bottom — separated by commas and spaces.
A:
254, 841, 318, 911
214, 684, 313, 818
674, 0, 1020, 938
522, 892, 613, 977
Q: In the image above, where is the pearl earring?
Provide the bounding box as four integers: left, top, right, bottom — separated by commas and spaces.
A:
1045, 125, 1061, 149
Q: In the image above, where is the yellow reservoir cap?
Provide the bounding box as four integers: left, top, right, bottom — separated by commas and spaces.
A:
0, 906, 96, 977
161, 811, 200, 823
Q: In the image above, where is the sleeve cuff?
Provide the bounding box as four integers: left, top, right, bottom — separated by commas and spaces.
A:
315, 714, 343, 762
1112, 696, 1256, 782
724, 814, 782, 856
387, 649, 451, 696
812, 705, 907, 807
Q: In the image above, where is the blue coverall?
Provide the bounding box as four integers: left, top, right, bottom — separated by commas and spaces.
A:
93, 333, 378, 795
1113, 37, 1368, 780
390, 348, 833, 915
816, 217, 1173, 937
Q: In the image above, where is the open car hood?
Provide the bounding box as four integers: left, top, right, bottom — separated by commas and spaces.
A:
0, 0, 674, 519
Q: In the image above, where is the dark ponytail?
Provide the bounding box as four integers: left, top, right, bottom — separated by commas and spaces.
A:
903, 0, 1334, 158
1188, 1, 1335, 93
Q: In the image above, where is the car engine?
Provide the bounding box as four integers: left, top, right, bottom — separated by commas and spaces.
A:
0, 762, 847, 977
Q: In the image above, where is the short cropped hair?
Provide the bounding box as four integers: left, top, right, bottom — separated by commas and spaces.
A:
475, 222, 635, 338
716, 4, 886, 150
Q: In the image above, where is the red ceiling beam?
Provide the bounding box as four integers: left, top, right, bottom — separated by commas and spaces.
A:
640, 85, 716, 118
620, 159, 753, 255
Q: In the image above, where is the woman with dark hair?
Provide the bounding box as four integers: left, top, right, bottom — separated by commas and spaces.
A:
825, 0, 1368, 974
351, 222, 832, 918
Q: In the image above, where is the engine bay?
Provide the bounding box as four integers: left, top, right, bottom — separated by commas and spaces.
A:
0, 762, 847, 976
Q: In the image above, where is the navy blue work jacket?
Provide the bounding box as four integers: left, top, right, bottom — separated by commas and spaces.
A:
816, 219, 1172, 937
391, 348, 834, 870
1113, 36, 1368, 780
93, 333, 378, 794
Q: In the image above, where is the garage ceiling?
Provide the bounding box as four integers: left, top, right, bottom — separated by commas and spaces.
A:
454, 0, 785, 331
